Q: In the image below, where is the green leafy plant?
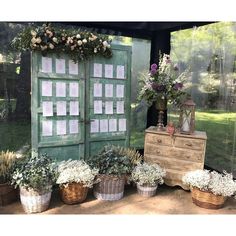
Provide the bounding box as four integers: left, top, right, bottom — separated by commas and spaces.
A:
56, 159, 99, 188
88, 145, 133, 176
0, 150, 17, 184
131, 162, 166, 187
11, 23, 112, 62
11, 151, 57, 192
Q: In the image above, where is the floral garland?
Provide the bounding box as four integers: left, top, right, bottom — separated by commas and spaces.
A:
11, 23, 112, 62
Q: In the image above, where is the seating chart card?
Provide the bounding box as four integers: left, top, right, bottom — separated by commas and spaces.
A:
56, 82, 66, 97
70, 101, 79, 116
100, 119, 108, 132
56, 101, 67, 116
42, 81, 52, 97
69, 60, 78, 75
69, 120, 79, 134
105, 101, 113, 114
42, 101, 53, 117
94, 100, 103, 114
109, 119, 117, 132
69, 82, 79, 97
116, 65, 125, 79
94, 83, 102, 97
57, 120, 67, 135
56, 59, 66, 74
91, 119, 99, 133
93, 63, 102, 77
119, 118, 126, 131
105, 64, 113, 78
42, 120, 53, 136
116, 101, 124, 114
105, 84, 113, 97
41, 57, 52, 73
116, 85, 124, 98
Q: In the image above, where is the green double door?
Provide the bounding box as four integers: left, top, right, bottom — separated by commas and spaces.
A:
31, 45, 131, 160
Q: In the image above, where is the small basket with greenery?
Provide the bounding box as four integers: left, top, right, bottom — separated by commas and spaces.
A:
182, 169, 236, 209
56, 159, 99, 204
131, 162, 166, 197
88, 145, 134, 201
11, 151, 57, 213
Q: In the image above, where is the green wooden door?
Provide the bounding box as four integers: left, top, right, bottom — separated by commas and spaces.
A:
31, 44, 131, 160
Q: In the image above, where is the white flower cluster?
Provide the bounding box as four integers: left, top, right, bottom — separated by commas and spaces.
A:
182, 169, 236, 197
131, 162, 166, 187
56, 159, 99, 188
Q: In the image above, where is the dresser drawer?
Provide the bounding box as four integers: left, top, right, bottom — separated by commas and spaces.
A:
174, 137, 205, 151
145, 133, 172, 146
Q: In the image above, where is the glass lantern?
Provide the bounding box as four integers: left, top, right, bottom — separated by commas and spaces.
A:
179, 97, 195, 134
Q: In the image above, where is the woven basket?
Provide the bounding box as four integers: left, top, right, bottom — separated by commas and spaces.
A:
0, 183, 18, 206
137, 184, 157, 197
20, 186, 52, 213
191, 187, 226, 209
59, 182, 88, 204
93, 174, 125, 201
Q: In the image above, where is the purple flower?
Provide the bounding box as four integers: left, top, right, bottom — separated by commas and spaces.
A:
150, 68, 157, 76
152, 82, 166, 92
173, 83, 183, 90
151, 63, 158, 70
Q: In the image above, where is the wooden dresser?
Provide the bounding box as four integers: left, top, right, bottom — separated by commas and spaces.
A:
144, 126, 207, 190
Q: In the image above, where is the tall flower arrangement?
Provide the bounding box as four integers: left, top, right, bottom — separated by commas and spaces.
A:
139, 54, 187, 106
11, 23, 112, 62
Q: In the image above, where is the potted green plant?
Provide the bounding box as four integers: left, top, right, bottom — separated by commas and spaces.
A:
182, 169, 236, 209
56, 159, 99, 204
88, 145, 133, 201
0, 150, 18, 206
11, 152, 57, 213
131, 162, 166, 197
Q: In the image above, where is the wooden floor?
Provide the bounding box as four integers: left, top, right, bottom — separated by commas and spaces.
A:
1, 185, 236, 214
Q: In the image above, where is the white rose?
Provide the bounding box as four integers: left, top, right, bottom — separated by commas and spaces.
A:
94, 48, 97, 53
82, 39, 87, 44
103, 41, 109, 47
31, 37, 37, 44
77, 40, 82, 46
31, 30, 37, 37
40, 45, 47, 51
36, 37, 42, 44
52, 37, 58, 43
76, 34, 81, 39
49, 43, 54, 49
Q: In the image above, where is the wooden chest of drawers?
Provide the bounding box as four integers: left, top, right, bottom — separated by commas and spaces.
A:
144, 126, 207, 190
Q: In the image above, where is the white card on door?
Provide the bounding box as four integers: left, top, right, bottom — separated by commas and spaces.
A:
109, 119, 117, 132
94, 100, 103, 114
100, 119, 108, 132
93, 83, 102, 97
93, 63, 102, 77
105, 101, 113, 114
69, 82, 79, 97
42, 120, 53, 136
119, 118, 126, 131
70, 101, 79, 116
56, 82, 66, 97
42, 81, 52, 97
42, 101, 53, 117
105, 84, 113, 97
41, 57, 52, 73
69, 60, 78, 75
56, 101, 67, 116
69, 120, 79, 134
90, 119, 99, 133
105, 64, 113, 78
117, 65, 125, 79
57, 120, 67, 135
116, 101, 124, 114
116, 85, 124, 98
56, 59, 66, 74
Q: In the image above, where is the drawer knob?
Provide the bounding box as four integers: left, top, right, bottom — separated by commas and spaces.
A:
185, 143, 192, 147
157, 139, 162, 143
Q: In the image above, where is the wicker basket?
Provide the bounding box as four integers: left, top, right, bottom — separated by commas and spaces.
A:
93, 174, 125, 201
0, 183, 18, 206
59, 182, 88, 204
137, 184, 157, 197
20, 186, 52, 213
191, 187, 226, 209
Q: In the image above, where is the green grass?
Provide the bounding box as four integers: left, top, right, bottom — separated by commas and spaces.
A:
0, 120, 31, 151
